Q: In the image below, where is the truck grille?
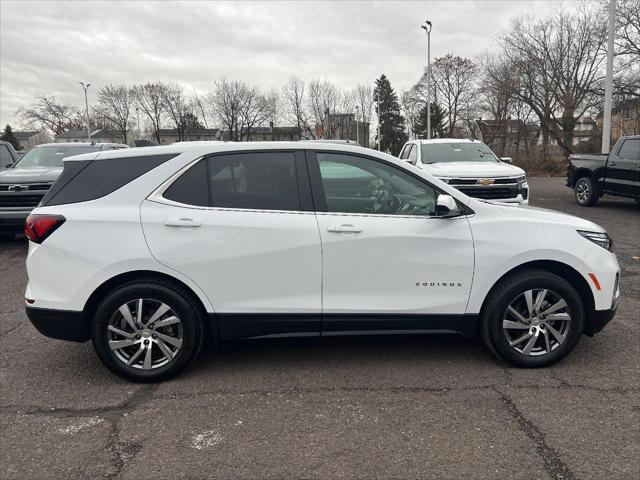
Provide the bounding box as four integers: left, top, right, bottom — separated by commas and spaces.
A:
0, 183, 52, 191
457, 186, 519, 200
0, 194, 45, 208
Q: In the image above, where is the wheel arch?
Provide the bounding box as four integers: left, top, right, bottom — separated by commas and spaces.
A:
472, 260, 595, 337
82, 270, 217, 340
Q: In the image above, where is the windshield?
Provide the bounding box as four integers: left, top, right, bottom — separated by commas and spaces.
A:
14, 146, 100, 169
421, 143, 499, 164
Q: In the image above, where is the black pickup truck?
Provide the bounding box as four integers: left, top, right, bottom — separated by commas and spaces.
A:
567, 135, 640, 206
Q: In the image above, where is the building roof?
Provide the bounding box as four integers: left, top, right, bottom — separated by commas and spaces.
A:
12, 131, 39, 140
158, 128, 219, 136
91, 129, 123, 138
55, 130, 91, 139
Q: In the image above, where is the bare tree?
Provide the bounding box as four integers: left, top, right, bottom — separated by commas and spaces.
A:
97, 84, 133, 143
353, 84, 374, 125
282, 77, 314, 138
133, 83, 167, 143
191, 92, 211, 130
502, 5, 608, 154
18, 96, 83, 135
430, 54, 478, 137
162, 83, 191, 141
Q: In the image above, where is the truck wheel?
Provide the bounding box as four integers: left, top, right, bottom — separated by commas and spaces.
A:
574, 177, 598, 206
480, 269, 585, 368
92, 281, 204, 382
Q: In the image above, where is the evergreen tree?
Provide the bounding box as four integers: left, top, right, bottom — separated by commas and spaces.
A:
373, 75, 407, 155
414, 103, 447, 139
0, 125, 20, 150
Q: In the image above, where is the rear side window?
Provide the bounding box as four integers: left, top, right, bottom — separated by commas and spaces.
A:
164, 152, 302, 211
41, 154, 177, 206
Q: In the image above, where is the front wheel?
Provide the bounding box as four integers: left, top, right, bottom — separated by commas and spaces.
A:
92, 281, 204, 382
480, 270, 585, 368
574, 177, 598, 206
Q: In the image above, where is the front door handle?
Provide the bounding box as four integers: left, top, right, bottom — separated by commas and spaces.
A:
164, 218, 201, 228
327, 224, 363, 233
609, 161, 617, 166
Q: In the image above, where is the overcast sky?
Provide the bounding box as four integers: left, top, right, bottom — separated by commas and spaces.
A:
0, 0, 570, 128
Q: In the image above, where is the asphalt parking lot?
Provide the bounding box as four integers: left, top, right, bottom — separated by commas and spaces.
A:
1, 177, 638, 480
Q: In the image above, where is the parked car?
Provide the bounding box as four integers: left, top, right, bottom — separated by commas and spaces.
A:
567, 135, 640, 206
0, 142, 128, 240
398, 139, 529, 205
0, 140, 19, 169
24, 142, 618, 381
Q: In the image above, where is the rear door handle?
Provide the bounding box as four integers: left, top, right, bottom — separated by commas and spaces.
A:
327, 224, 363, 233
163, 218, 201, 228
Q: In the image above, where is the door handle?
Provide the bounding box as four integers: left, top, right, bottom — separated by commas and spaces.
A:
609, 161, 617, 166
163, 218, 201, 228
327, 224, 363, 233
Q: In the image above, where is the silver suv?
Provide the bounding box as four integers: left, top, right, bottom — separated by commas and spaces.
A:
0, 142, 127, 240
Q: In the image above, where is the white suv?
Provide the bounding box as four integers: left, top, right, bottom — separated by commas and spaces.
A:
24, 142, 619, 381
399, 139, 529, 205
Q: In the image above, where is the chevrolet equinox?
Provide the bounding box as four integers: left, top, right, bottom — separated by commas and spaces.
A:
24, 142, 619, 382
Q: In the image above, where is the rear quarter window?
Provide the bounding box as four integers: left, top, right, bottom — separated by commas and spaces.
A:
41, 154, 178, 206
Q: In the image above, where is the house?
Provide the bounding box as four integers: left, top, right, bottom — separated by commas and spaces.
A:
219, 125, 302, 142
315, 113, 370, 147
536, 116, 597, 146
13, 131, 51, 150
55, 129, 129, 145
596, 98, 640, 142
475, 119, 540, 156
158, 128, 219, 144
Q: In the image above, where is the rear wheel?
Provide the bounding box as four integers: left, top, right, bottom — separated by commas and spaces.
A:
92, 281, 204, 382
574, 177, 598, 206
480, 270, 585, 368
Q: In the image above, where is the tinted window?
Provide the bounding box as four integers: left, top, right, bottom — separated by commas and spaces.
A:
42, 154, 177, 206
164, 152, 301, 211
399, 145, 410, 159
163, 160, 208, 206
407, 144, 418, 165
317, 152, 438, 216
0, 145, 11, 165
618, 139, 640, 160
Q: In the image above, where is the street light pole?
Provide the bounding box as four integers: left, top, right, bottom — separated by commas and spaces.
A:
377, 93, 381, 151
421, 20, 432, 139
355, 106, 360, 145
79, 82, 92, 141
602, 0, 616, 153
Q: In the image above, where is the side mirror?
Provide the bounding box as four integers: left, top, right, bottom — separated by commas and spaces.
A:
436, 194, 462, 217
500, 157, 512, 163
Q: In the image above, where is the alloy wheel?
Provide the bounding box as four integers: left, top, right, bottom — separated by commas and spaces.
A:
502, 289, 572, 356
576, 180, 590, 202
107, 298, 183, 370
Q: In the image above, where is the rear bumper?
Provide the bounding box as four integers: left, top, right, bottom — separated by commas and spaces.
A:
584, 306, 617, 336
26, 306, 90, 342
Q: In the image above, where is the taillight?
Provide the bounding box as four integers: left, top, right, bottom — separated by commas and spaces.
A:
24, 214, 66, 244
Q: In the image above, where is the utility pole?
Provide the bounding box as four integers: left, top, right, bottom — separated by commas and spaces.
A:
377, 93, 381, 151
79, 82, 92, 141
602, 0, 616, 153
421, 20, 432, 139
355, 106, 360, 145
136, 107, 141, 138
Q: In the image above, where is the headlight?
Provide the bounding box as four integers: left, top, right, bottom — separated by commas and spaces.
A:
578, 230, 614, 252
517, 175, 526, 183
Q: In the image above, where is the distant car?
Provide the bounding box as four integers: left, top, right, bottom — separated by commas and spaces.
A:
567, 135, 640, 206
0, 142, 128, 240
399, 139, 529, 205
0, 140, 19, 169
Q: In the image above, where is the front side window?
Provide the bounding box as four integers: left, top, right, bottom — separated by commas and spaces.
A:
317, 152, 438, 216
407, 144, 418, 165
617, 139, 640, 160
164, 152, 301, 211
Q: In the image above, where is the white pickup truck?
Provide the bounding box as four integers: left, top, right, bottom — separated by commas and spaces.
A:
399, 139, 529, 205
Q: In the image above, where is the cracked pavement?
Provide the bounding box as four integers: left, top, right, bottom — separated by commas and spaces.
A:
1, 177, 639, 479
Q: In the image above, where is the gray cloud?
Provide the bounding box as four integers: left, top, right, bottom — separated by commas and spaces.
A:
0, 0, 564, 127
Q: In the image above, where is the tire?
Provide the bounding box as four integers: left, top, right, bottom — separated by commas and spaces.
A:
574, 176, 598, 206
634, 198, 640, 206
480, 269, 585, 368
92, 280, 204, 382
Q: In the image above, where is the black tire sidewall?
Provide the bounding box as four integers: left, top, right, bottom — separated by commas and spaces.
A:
484, 271, 585, 368
92, 282, 202, 382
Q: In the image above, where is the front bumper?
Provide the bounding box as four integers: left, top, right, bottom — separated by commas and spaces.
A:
0, 209, 30, 233
26, 306, 90, 342
584, 306, 617, 336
